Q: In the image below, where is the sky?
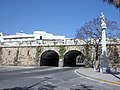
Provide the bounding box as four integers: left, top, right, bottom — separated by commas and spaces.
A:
0, 0, 120, 38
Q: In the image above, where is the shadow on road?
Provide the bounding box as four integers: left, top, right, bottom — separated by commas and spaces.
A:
70, 83, 93, 90
2, 84, 57, 90
111, 72, 120, 80
38, 84, 57, 90
3, 83, 93, 90
2, 77, 55, 90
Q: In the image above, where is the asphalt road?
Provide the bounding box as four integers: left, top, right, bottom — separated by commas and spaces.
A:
0, 66, 120, 90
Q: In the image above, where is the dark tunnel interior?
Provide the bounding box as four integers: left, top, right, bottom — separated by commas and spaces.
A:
64, 50, 83, 67
40, 50, 59, 66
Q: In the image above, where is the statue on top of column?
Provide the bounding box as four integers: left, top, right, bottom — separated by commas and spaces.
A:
100, 12, 107, 29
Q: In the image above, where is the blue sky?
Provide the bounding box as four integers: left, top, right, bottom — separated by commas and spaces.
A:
0, 0, 120, 38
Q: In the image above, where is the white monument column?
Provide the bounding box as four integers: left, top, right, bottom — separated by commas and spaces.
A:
100, 12, 110, 73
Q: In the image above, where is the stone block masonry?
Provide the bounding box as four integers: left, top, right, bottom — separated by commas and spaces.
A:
0, 45, 119, 67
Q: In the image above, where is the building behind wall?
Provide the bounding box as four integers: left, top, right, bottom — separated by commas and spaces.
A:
1, 30, 119, 46
0, 31, 65, 42
0, 31, 72, 46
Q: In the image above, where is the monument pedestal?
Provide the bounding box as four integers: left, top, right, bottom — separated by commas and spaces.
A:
100, 55, 110, 73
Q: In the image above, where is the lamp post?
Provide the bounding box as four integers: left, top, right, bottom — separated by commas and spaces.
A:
100, 12, 110, 73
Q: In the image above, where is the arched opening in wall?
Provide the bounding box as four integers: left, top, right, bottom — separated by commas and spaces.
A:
64, 50, 85, 67
40, 50, 59, 66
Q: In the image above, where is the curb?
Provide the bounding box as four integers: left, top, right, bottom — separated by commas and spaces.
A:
74, 69, 120, 86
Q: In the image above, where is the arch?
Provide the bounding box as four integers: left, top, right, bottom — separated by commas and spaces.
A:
40, 50, 59, 66
64, 50, 84, 67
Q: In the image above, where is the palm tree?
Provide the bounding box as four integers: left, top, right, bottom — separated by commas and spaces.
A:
102, 0, 120, 9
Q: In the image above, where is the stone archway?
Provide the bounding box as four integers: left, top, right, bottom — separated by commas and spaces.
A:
64, 50, 84, 67
40, 50, 59, 66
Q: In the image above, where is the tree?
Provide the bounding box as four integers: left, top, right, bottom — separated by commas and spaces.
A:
108, 45, 119, 64
75, 17, 120, 70
102, 0, 120, 9
117, 33, 120, 38
108, 44, 120, 73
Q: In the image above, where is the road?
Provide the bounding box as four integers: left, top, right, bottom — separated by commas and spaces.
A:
0, 66, 120, 90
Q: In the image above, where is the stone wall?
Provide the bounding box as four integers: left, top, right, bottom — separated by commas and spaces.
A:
0, 45, 119, 67
0, 46, 37, 66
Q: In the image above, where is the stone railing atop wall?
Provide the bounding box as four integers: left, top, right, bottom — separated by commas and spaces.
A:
0, 38, 120, 47
0, 39, 86, 47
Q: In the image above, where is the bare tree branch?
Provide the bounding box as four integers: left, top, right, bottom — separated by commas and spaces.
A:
102, 0, 120, 9
75, 17, 120, 69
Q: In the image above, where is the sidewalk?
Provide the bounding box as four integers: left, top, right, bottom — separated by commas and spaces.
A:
75, 68, 120, 86
0, 66, 35, 72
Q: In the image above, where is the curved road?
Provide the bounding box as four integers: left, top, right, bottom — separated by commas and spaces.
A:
0, 66, 120, 90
